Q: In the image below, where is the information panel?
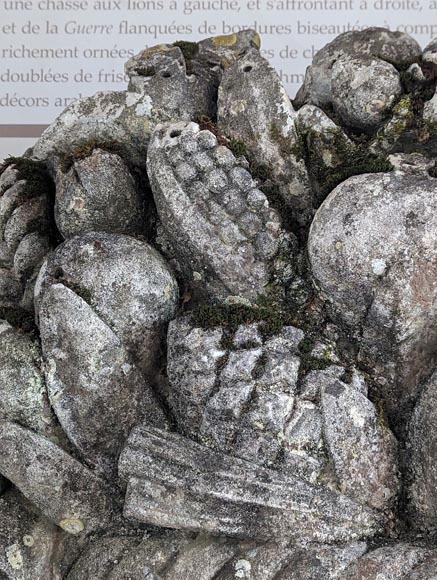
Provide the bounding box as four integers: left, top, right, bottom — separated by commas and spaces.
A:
1, 0, 437, 158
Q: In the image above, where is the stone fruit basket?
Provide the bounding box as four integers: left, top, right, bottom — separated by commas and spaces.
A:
1, 27, 437, 579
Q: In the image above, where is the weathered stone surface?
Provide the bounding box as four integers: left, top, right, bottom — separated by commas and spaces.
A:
168, 317, 305, 468
213, 540, 293, 580
0, 489, 70, 580
295, 104, 354, 202
126, 31, 261, 122
0, 166, 19, 193
2, 27, 437, 578
36, 232, 179, 377
54, 149, 145, 239
194, 30, 261, 113
0, 269, 21, 309
337, 544, 434, 580
407, 368, 437, 529
0, 161, 53, 318
281, 399, 326, 485
167, 317, 399, 501
66, 535, 142, 580
218, 49, 311, 223
107, 534, 188, 580
423, 87, 437, 126
0, 422, 117, 536
162, 536, 238, 580
370, 95, 415, 154
0, 180, 25, 226
300, 365, 344, 402
33, 32, 262, 170
39, 283, 166, 474
321, 375, 399, 510
409, 552, 437, 580
67, 532, 233, 580
275, 542, 368, 580
147, 121, 282, 300
32, 91, 158, 169
422, 38, 437, 73
4, 196, 49, 254
214, 540, 367, 580
294, 27, 421, 109
308, 158, 437, 420
0, 325, 60, 441
167, 316, 226, 441
119, 426, 382, 543
195, 29, 260, 73
13, 232, 50, 280
224, 333, 301, 467
331, 56, 402, 131
125, 44, 211, 120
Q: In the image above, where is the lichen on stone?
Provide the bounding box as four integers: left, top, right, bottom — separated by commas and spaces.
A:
0, 25, 437, 580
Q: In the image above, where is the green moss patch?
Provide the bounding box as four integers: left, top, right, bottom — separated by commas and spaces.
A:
320, 155, 393, 195
298, 335, 334, 373
193, 295, 295, 338
392, 95, 414, 119
227, 138, 247, 158
270, 123, 295, 156
302, 130, 393, 197
398, 67, 437, 140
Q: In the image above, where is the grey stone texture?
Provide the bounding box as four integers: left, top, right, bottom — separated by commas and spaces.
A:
0, 489, 74, 580
32, 90, 165, 170
36, 232, 179, 377
422, 38, 437, 73
39, 283, 165, 475
308, 155, 437, 421
119, 426, 382, 543
147, 121, 283, 300
0, 422, 118, 537
167, 318, 305, 469
295, 104, 354, 202
331, 56, 402, 131
33, 31, 259, 170
337, 544, 437, 580
320, 376, 399, 510
36, 232, 178, 473
54, 149, 145, 239
294, 27, 421, 109
0, 161, 53, 318
218, 49, 312, 224
407, 367, 437, 529
1, 27, 437, 579
0, 325, 62, 442
166, 317, 399, 512
126, 30, 260, 122
66, 535, 143, 580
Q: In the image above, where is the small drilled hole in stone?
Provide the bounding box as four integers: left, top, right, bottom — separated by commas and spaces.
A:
243, 65, 253, 73
137, 66, 155, 77
161, 71, 172, 78
170, 130, 182, 138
